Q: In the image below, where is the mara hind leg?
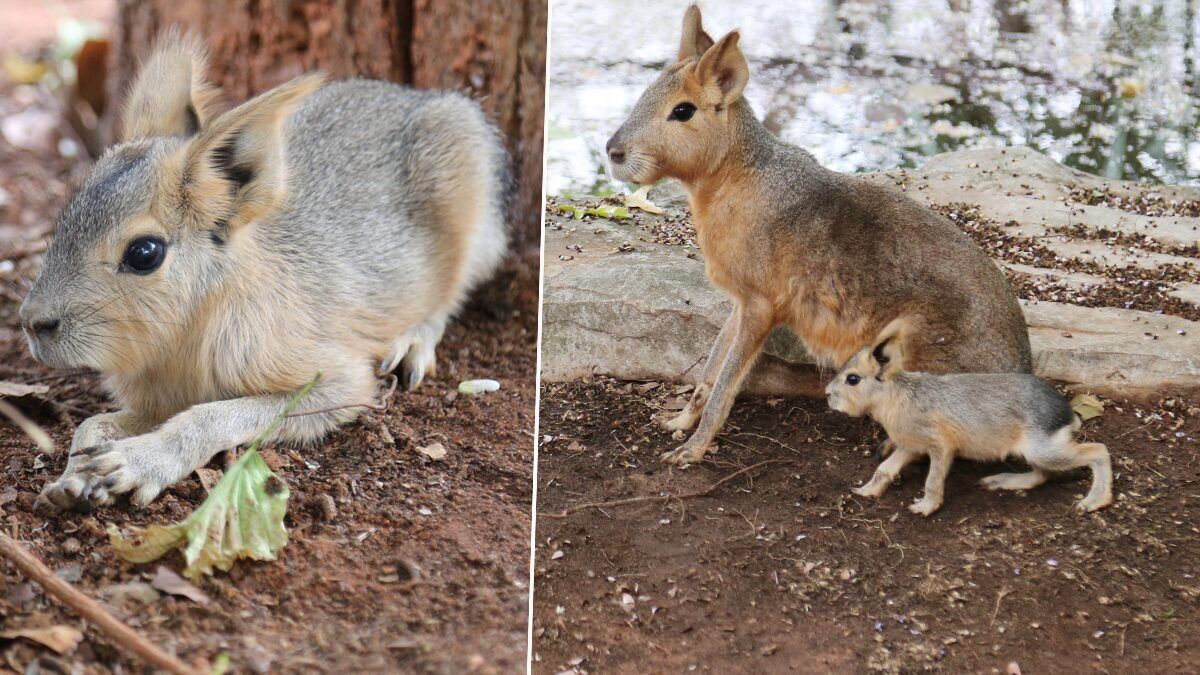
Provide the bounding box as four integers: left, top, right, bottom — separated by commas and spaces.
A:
378, 315, 448, 390
1026, 435, 1112, 512
980, 468, 1050, 492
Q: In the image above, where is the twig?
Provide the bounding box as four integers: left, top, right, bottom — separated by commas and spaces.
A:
285, 374, 398, 417
0, 532, 200, 675
0, 399, 53, 452
539, 459, 792, 519
990, 585, 1012, 626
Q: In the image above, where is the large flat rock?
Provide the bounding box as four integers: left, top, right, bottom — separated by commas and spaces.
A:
542, 148, 1200, 398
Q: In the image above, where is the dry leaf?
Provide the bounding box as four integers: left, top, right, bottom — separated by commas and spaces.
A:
152, 565, 211, 605
661, 397, 688, 411
623, 185, 663, 215
417, 443, 447, 461
1070, 394, 1104, 421
0, 625, 83, 655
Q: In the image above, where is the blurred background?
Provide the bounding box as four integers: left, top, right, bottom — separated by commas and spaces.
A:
0, 0, 547, 265
547, 0, 1200, 196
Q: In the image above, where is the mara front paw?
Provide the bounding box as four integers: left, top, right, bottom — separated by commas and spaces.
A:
74, 436, 188, 507
851, 476, 890, 499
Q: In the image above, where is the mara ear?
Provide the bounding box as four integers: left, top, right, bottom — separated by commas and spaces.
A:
695, 31, 749, 108
677, 4, 715, 62
170, 73, 325, 233
870, 316, 912, 378
122, 28, 220, 140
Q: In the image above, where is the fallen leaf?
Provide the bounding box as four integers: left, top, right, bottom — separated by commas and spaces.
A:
107, 378, 317, 582
583, 205, 631, 220
417, 443, 447, 461
1071, 394, 1105, 421
195, 467, 223, 494
558, 204, 584, 219
624, 186, 663, 214
152, 565, 211, 605
0, 625, 83, 655
661, 397, 688, 411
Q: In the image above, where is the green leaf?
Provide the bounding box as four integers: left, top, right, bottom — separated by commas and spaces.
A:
210, 652, 231, 675
1070, 394, 1104, 421
583, 206, 631, 220
558, 204, 584, 219
107, 376, 319, 582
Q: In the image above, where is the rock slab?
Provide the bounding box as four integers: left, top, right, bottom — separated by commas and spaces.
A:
542, 148, 1200, 398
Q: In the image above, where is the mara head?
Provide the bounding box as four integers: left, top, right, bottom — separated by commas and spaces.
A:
605, 4, 750, 185
825, 321, 908, 417
19, 31, 323, 373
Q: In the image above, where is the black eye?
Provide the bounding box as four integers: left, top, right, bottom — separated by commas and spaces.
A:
121, 236, 167, 274
668, 102, 697, 121
846, 374, 861, 386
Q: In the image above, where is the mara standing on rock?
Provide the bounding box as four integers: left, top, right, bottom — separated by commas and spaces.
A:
604, 5, 1032, 465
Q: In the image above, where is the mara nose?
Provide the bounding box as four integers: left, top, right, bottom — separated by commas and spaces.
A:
605, 136, 626, 165
23, 317, 60, 339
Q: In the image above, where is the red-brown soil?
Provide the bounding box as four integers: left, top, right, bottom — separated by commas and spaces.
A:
0, 33, 537, 674
533, 378, 1200, 674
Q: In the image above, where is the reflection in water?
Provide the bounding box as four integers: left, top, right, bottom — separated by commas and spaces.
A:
547, 0, 1200, 196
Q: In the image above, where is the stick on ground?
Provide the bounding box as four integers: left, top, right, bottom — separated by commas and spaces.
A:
0, 532, 201, 675
539, 459, 793, 519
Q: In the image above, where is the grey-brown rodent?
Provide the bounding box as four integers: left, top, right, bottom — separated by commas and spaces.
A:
605, 5, 1031, 466
826, 319, 1113, 516
19, 32, 508, 512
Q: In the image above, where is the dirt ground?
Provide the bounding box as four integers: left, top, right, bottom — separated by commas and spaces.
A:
533, 378, 1200, 674
0, 29, 537, 675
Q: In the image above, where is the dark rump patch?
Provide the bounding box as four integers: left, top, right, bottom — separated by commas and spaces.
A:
1028, 378, 1076, 433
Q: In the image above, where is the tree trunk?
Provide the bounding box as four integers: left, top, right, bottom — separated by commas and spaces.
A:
110, 0, 545, 251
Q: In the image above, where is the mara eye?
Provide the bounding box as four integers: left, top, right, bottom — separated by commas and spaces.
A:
668, 102, 697, 122
121, 236, 167, 274
845, 374, 862, 386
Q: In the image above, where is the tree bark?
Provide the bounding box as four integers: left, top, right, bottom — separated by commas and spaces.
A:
110, 0, 545, 250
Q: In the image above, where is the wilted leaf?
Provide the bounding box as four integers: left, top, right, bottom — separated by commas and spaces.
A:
107, 377, 318, 582
1071, 394, 1104, 421
152, 565, 210, 604
0, 625, 83, 654
624, 186, 663, 214
583, 205, 631, 220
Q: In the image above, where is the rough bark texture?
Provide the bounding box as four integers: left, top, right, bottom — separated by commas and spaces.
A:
110, 0, 545, 250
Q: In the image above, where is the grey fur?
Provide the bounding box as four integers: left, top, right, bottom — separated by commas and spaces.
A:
20, 53, 508, 513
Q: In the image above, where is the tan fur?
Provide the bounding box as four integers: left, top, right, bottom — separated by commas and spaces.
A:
122, 29, 220, 140
611, 7, 1031, 465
